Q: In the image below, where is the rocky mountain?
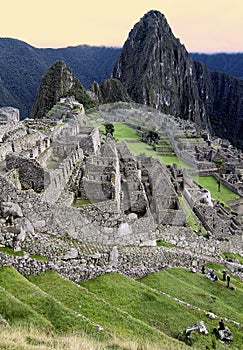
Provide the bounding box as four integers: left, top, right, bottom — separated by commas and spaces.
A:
0, 38, 121, 118
112, 11, 208, 128
190, 53, 243, 79
112, 10, 243, 149
194, 61, 243, 149
31, 61, 97, 118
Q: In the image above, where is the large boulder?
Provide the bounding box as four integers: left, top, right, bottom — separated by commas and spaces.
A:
218, 326, 233, 342
1, 202, 23, 219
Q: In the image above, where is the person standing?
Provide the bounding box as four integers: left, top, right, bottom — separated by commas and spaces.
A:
226, 274, 231, 288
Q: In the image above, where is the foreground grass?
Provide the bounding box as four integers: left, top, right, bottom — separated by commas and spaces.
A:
1, 266, 242, 349
140, 267, 243, 349
192, 176, 239, 203
140, 267, 243, 324
81, 271, 243, 350
0, 325, 193, 350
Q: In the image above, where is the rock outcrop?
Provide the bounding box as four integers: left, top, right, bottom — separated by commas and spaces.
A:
112, 10, 243, 149
90, 78, 131, 104
31, 60, 97, 118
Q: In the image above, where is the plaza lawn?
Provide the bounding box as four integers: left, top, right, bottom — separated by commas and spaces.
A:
192, 176, 239, 203
99, 122, 191, 169
127, 141, 191, 169
99, 122, 141, 141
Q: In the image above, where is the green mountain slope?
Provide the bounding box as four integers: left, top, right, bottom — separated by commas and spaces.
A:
0, 38, 121, 118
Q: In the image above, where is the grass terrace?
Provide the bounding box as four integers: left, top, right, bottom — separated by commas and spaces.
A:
191, 176, 239, 203
178, 196, 208, 237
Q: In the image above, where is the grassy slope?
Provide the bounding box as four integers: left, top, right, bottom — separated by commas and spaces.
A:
81, 271, 243, 350
1, 265, 242, 349
140, 268, 243, 324
0, 267, 107, 339
0, 286, 52, 330
80, 273, 210, 344
140, 267, 243, 350
28, 271, 165, 344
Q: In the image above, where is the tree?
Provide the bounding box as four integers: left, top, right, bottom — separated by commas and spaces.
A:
104, 122, 115, 136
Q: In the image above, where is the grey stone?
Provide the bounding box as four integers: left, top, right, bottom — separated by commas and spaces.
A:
1, 202, 23, 218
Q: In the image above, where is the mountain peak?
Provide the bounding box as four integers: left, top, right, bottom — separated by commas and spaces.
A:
113, 11, 203, 125
31, 60, 96, 118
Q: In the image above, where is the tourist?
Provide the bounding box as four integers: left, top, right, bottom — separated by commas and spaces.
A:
222, 270, 227, 281
226, 274, 231, 288
218, 319, 225, 330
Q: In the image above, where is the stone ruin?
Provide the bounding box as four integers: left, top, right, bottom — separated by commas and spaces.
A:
0, 101, 242, 282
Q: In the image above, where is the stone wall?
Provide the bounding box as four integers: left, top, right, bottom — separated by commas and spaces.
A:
6, 154, 50, 192
0, 244, 218, 282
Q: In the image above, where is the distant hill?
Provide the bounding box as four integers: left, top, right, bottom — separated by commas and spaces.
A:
190, 53, 243, 79
0, 38, 121, 118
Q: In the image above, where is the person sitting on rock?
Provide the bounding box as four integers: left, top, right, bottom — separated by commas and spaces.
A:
218, 318, 225, 330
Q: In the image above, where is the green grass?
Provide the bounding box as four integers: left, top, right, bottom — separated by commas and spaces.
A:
81, 273, 209, 339
99, 122, 141, 141
156, 239, 175, 247
178, 196, 208, 236
1, 266, 243, 349
0, 247, 48, 261
221, 252, 243, 264
191, 176, 239, 203
98, 121, 192, 169
0, 267, 107, 338
140, 267, 243, 349
0, 247, 24, 257
0, 286, 52, 330
28, 271, 165, 344
81, 271, 243, 349
140, 267, 243, 324
126, 141, 191, 169
72, 198, 92, 207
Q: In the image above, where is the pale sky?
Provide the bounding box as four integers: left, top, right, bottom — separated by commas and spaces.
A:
1, 0, 243, 52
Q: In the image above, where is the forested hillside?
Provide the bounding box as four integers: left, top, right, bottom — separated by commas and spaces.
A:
0, 38, 121, 118
190, 53, 243, 79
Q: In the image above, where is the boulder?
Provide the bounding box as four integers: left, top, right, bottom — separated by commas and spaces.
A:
0, 314, 8, 326
218, 326, 233, 342
14, 217, 34, 240
62, 248, 78, 260
185, 321, 208, 336
109, 246, 119, 267
1, 202, 23, 219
